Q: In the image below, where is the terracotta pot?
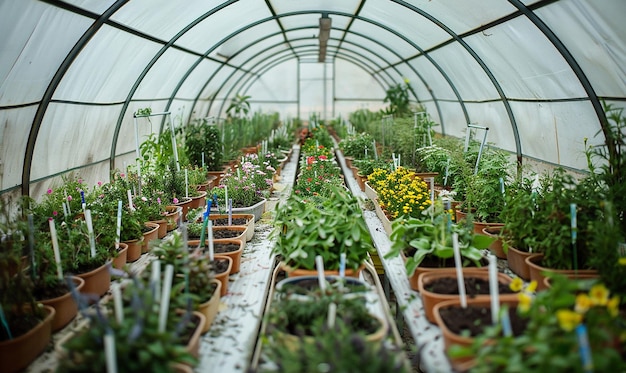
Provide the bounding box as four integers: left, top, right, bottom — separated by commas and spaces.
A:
506, 245, 534, 281
525, 254, 599, 291
472, 220, 504, 236
39, 276, 85, 332
213, 255, 233, 296
76, 261, 111, 297
207, 167, 229, 187
111, 242, 128, 270
214, 239, 244, 274
403, 252, 488, 291
208, 213, 255, 241
0, 305, 55, 373
123, 238, 143, 262
142, 222, 160, 253
164, 206, 183, 231
433, 297, 520, 371
482, 226, 506, 259
149, 219, 168, 238
280, 262, 365, 279
212, 225, 247, 244
173, 197, 193, 222
189, 190, 208, 209
196, 279, 222, 334
183, 311, 206, 361
417, 268, 515, 324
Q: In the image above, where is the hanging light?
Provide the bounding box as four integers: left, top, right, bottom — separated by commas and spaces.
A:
318, 14, 331, 62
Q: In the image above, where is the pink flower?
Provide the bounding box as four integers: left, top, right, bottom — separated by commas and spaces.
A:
120, 173, 126, 178
53, 211, 58, 216
48, 217, 53, 221
97, 181, 102, 186
47, 189, 52, 194
173, 197, 179, 204
157, 198, 162, 204
78, 179, 83, 184
67, 196, 73, 201
319, 155, 328, 161
141, 197, 148, 202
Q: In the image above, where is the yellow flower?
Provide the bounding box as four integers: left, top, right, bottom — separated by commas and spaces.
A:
575, 293, 592, 314
619, 257, 626, 266
526, 281, 537, 293
608, 295, 620, 317
518, 292, 532, 313
589, 284, 610, 306
556, 309, 582, 331
510, 277, 524, 292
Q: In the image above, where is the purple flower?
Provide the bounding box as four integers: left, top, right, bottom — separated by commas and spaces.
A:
47, 189, 53, 194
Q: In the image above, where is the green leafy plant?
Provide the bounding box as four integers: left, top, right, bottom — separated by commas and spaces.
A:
385, 201, 491, 275
338, 132, 375, 159
184, 119, 223, 171
450, 275, 626, 372
382, 79, 411, 117
271, 185, 373, 271
226, 94, 251, 119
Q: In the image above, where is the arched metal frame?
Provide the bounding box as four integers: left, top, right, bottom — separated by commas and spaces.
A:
17, 1, 613, 196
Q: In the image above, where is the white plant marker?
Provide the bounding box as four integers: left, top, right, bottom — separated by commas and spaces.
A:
452, 233, 467, 308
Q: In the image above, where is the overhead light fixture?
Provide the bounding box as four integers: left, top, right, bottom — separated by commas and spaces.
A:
318, 14, 331, 63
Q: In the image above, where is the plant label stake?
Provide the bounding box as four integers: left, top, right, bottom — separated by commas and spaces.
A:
570, 203, 578, 273
80, 190, 86, 211
158, 264, 174, 333
488, 255, 500, 324
372, 140, 378, 160
201, 152, 205, 169
48, 218, 64, 280
151, 260, 161, 302
115, 200, 122, 250
27, 214, 36, 280
339, 252, 346, 278
84, 209, 97, 258
225, 186, 228, 211
500, 306, 512, 337
315, 255, 326, 291
127, 189, 135, 211
207, 220, 215, 262
576, 324, 593, 373
327, 302, 337, 329
0, 304, 12, 340
112, 283, 123, 324
64, 189, 72, 215
185, 169, 189, 198
62, 202, 68, 219
228, 199, 233, 226
104, 330, 118, 373
443, 158, 450, 186
452, 233, 467, 308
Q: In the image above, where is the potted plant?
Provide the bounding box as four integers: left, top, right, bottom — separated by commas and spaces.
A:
264, 281, 388, 352
57, 268, 204, 372
0, 199, 55, 373
271, 185, 374, 277
384, 201, 492, 291
449, 275, 625, 372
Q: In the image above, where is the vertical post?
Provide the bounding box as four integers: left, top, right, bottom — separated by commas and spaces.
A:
168, 113, 180, 172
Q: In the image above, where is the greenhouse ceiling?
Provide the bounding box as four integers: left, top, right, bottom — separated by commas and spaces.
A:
0, 0, 624, 199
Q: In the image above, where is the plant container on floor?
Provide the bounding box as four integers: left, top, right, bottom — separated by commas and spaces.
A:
525, 254, 598, 291
481, 226, 506, 259
208, 213, 255, 241
76, 261, 111, 298
164, 205, 183, 231
212, 198, 266, 222
38, 276, 85, 332
195, 280, 221, 334
142, 221, 160, 253
111, 242, 129, 269
0, 305, 55, 373
417, 269, 516, 324
213, 255, 233, 296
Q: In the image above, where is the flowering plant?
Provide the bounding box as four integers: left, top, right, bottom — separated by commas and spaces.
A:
32, 175, 90, 229
210, 159, 271, 209
450, 275, 626, 372
368, 166, 432, 219
301, 138, 333, 158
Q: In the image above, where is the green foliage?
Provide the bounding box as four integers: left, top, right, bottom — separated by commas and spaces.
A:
271, 185, 373, 271
353, 158, 392, 178
58, 270, 198, 372
226, 94, 251, 119
382, 80, 411, 117
338, 132, 375, 159
385, 201, 491, 275
184, 119, 223, 171
450, 275, 626, 372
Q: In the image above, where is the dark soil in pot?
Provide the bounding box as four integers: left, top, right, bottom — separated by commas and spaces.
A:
213, 230, 242, 239
212, 218, 247, 226
33, 279, 70, 299
214, 242, 240, 254
439, 305, 527, 337
426, 277, 515, 296
211, 259, 230, 274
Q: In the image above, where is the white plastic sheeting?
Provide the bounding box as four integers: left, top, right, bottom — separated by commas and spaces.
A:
0, 0, 624, 199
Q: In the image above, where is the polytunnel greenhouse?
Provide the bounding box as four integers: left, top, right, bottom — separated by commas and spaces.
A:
0, 0, 625, 372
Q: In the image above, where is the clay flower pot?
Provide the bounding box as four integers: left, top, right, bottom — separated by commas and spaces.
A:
76, 261, 111, 298
208, 213, 255, 241
196, 279, 222, 334
123, 237, 143, 262
39, 276, 85, 332
506, 245, 534, 281
111, 242, 129, 270
481, 226, 506, 259
525, 254, 599, 291
0, 305, 55, 373
142, 222, 160, 253
213, 255, 233, 296
417, 268, 515, 324
280, 261, 365, 279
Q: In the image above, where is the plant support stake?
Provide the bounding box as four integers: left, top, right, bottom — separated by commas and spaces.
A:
315, 255, 326, 291
452, 233, 467, 308
158, 264, 174, 333
571, 203, 578, 273
488, 255, 500, 324
48, 218, 64, 280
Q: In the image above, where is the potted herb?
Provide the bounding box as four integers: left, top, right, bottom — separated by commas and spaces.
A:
271, 185, 374, 277
384, 201, 492, 291
0, 199, 56, 373
449, 275, 625, 372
